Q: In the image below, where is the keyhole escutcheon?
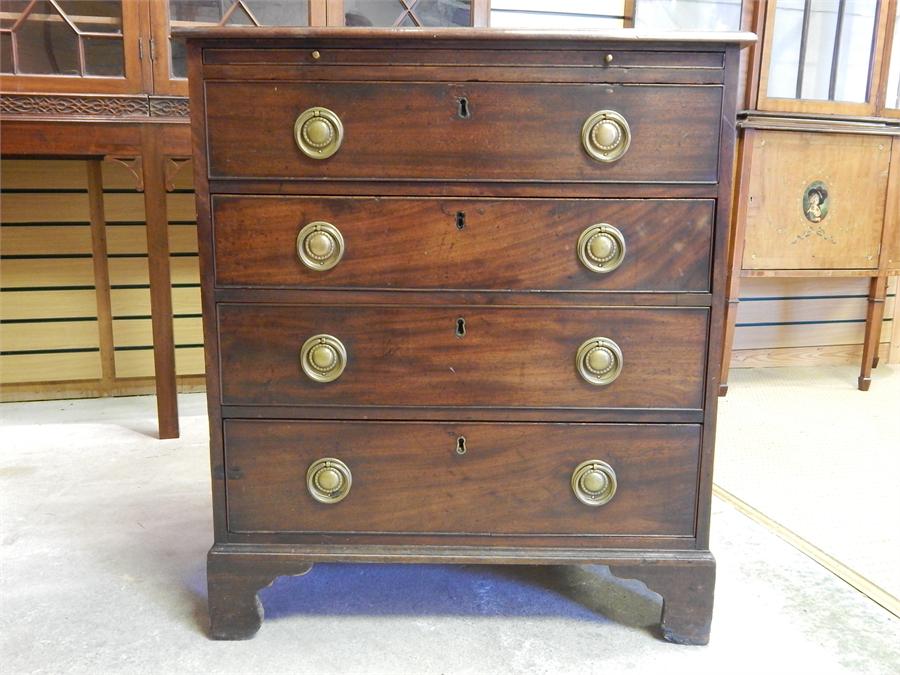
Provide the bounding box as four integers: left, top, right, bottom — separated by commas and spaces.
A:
456, 317, 466, 338
456, 436, 467, 455
457, 96, 471, 119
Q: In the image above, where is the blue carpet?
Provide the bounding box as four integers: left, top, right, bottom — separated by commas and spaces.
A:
260, 564, 661, 626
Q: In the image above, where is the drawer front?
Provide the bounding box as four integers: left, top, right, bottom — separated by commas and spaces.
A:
205, 81, 722, 182
224, 420, 700, 537
218, 305, 708, 410
213, 196, 714, 292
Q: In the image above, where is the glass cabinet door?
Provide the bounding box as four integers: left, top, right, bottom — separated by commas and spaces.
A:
151, 0, 313, 96
0, 0, 143, 93
881, 1, 900, 116
342, 1, 474, 27
757, 0, 889, 115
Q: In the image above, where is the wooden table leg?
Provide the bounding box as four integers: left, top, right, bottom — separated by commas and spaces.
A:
87, 160, 117, 391
141, 125, 179, 438
859, 276, 887, 392
719, 298, 739, 397
719, 129, 754, 397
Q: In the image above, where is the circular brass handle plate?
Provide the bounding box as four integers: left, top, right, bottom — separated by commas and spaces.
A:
582, 110, 631, 163
297, 221, 345, 271
571, 459, 617, 506
300, 334, 347, 383
577, 223, 626, 273
294, 106, 344, 160
307, 457, 352, 504
576, 337, 623, 386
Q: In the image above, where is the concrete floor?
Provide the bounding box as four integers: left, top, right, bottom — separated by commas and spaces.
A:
716, 364, 900, 604
2, 391, 899, 674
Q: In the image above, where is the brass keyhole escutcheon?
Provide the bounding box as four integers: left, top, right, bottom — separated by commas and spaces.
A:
577, 223, 626, 273
456, 436, 467, 455
582, 110, 631, 163
576, 337, 623, 386
300, 334, 347, 383
307, 457, 352, 504
571, 460, 617, 506
297, 221, 345, 271
294, 106, 344, 160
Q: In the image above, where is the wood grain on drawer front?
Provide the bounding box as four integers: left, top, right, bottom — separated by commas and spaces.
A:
217, 305, 708, 410
204, 82, 722, 182
224, 420, 700, 537
212, 197, 714, 292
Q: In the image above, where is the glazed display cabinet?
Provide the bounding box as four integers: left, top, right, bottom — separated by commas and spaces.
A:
0, 0, 490, 437
722, 0, 900, 393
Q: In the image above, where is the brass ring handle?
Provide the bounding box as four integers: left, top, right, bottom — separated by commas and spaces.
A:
571, 459, 617, 506
582, 110, 631, 163
294, 106, 344, 159
297, 221, 344, 271
300, 334, 347, 383
576, 337, 623, 386
577, 223, 626, 273
307, 457, 352, 504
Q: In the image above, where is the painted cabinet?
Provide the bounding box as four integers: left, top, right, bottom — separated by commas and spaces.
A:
721, 0, 900, 393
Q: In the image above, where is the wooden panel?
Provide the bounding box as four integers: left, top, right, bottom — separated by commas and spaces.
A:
741, 131, 891, 270
733, 277, 897, 353
107, 257, 200, 287
106, 225, 198, 255
204, 47, 719, 68
736, 296, 896, 325
0, 320, 99, 352
224, 419, 700, 537
0, 258, 95, 288
733, 320, 892, 351
740, 276, 892, 298
0, 159, 189, 193
0, 375, 207, 403
112, 317, 204, 348
0, 157, 201, 398
0, 351, 101, 384
731, 343, 892, 369
218, 305, 709, 410
1, 193, 194, 224
114, 346, 205, 378
0, 290, 98, 320
110, 287, 201, 317
0, 225, 92, 254
104, 193, 196, 223
212, 197, 714, 292
0, 159, 88, 189
0, 194, 90, 223
205, 82, 722, 183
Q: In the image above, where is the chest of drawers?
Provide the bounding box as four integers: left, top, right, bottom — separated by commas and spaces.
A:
184, 27, 752, 645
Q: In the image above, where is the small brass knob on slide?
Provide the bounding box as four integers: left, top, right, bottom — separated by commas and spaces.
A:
582, 110, 631, 163
571, 460, 617, 506
307, 458, 352, 504
577, 223, 626, 273
297, 221, 344, 271
294, 106, 343, 159
576, 337, 623, 386
300, 334, 347, 383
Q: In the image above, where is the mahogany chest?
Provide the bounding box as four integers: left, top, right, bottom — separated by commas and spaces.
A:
184, 28, 752, 644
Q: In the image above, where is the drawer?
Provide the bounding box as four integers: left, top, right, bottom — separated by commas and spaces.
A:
218, 305, 708, 410
204, 81, 722, 183
213, 196, 714, 292
224, 420, 701, 537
